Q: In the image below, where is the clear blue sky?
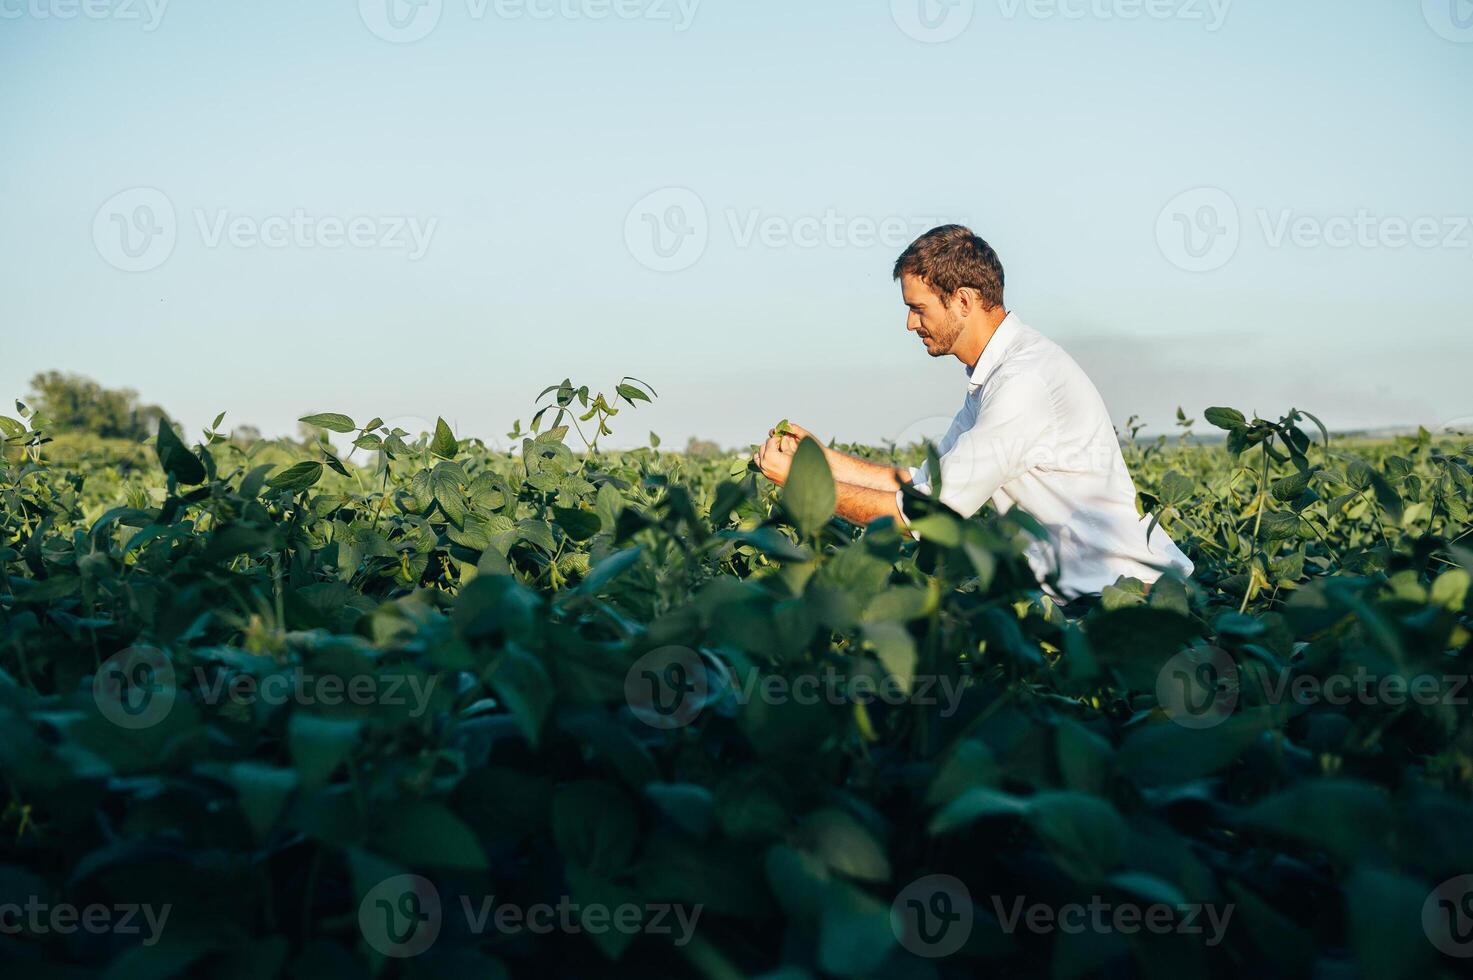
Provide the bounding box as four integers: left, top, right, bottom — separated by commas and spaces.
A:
3, 0, 1471, 450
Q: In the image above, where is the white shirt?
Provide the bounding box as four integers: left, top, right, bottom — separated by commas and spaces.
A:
899, 313, 1194, 601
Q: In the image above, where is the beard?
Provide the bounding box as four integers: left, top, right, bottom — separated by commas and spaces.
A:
925, 309, 964, 357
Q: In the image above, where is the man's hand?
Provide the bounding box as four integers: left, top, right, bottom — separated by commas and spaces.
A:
768, 421, 814, 455
752, 435, 796, 485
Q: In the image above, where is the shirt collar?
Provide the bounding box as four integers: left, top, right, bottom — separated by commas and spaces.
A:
965, 312, 1020, 388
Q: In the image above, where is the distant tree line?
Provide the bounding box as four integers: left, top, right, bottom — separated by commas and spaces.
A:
25, 372, 174, 441
25, 372, 273, 445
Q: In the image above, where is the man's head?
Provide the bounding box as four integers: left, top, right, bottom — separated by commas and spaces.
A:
893, 225, 1006, 358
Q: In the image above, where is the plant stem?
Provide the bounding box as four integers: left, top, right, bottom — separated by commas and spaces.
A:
1240, 441, 1271, 614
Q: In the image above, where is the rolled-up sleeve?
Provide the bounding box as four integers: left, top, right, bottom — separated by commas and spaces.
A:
900, 372, 1053, 521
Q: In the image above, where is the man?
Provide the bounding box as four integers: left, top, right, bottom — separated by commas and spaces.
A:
752, 224, 1193, 602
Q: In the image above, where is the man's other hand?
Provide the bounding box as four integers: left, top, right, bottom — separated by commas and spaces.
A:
768, 421, 815, 455
752, 435, 796, 485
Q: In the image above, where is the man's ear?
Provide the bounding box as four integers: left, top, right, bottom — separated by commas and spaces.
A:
952, 287, 975, 318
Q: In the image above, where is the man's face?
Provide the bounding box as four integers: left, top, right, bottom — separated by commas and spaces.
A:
901, 274, 963, 358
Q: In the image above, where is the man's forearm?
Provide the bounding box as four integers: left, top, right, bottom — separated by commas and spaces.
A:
822, 447, 908, 492
834, 480, 906, 526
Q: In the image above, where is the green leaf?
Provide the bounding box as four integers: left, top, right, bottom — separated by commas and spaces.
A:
782, 438, 836, 537
288, 714, 360, 789
373, 801, 488, 871
1432, 569, 1470, 612
1158, 470, 1195, 506
298, 413, 356, 433
516, 519, 556, 552
1346, 868, 1436, 980
267, 461, 324, 493
1243, 780, 1393, 864
616, 383, 652, 405
862, 621, 916, 693
797, 808, 891, 883
930, 786, 1032, 835
1204, 407, 1247, 431
227, 763, 299, 840
321, 451, 350, 478
552, 507, 602, 542
553, 782, 639, 875
156, 418, 206, 485
488, 649, 552, 747
430, 417, 458, 459
644, 784, 716, 840
721, 528, 812, 563
818, 881, 896, 975
1271, 469, 1313, 501
578, 547, 643, 595
431, 461, 468, 525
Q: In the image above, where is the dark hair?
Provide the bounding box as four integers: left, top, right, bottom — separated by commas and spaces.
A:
892, 225, 1005, 310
